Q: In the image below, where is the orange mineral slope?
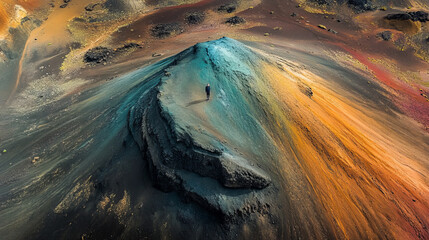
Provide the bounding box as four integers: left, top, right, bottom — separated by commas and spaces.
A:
0, 3, 8, 36
261, 61, 429, 239
0, 0, 44, 37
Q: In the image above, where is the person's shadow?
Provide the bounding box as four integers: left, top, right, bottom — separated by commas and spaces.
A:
186, 99, 207, 107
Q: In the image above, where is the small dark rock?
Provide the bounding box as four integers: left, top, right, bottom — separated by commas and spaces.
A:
151, 23, 184, 39
291, 12, 297, 17
305, 87, 313, 98
84, 47, 114, 64
185, 12, 205, 25
225, 16, 245, 25
59, 3, 68, 8
377, 31, 392, 41
85, 3, 100, 11
218, 4, 236, 13
116, 42, 140, 51
63, 0, 71, 3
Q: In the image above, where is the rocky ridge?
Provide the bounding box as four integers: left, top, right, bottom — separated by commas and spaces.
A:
128, 38, 276, 221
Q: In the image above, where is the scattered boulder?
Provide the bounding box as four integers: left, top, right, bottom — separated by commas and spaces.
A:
318, 24, 327, 30
84, 47, 114, 64
299, 84, 313, 98
185, 12, 205, 25
386, 11, 428, 22
328, 28, 338, 34
60, 0, 70, 8
218, 4, 236, 13
152, 53, 162, 57
151, 23, 184, 39
291, 12, 297, 17
377, 31, 392, 41
305, 87, 313, 98
32, 157, 40, 163
225, 16, 245, 25
85, 3, 101, 11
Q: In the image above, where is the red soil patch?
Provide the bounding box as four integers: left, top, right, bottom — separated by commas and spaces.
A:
337, 43, 429, 130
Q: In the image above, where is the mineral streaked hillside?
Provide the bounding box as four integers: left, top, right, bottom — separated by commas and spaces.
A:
125, 37, 428, 239
0, 0, 428, 237
0, 34, 428, 239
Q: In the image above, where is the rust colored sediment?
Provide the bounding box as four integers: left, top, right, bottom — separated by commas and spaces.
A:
261, 61, 429, 239
0, 3, 9, 36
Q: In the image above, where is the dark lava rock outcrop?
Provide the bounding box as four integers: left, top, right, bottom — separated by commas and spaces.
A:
309, 0, 375, 11
84, 47, 114, 64
151, 23, 184, 39
84, 43, 140, 64
85, 3, 102, 11
225, 16, 245, 25
347, 0, 375, 11
185, 12, 205, 25
385, 11, 429, 22
218, 3, 237, 13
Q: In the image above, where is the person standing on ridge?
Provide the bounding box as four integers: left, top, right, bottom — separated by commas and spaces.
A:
205, 83, 211, 100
